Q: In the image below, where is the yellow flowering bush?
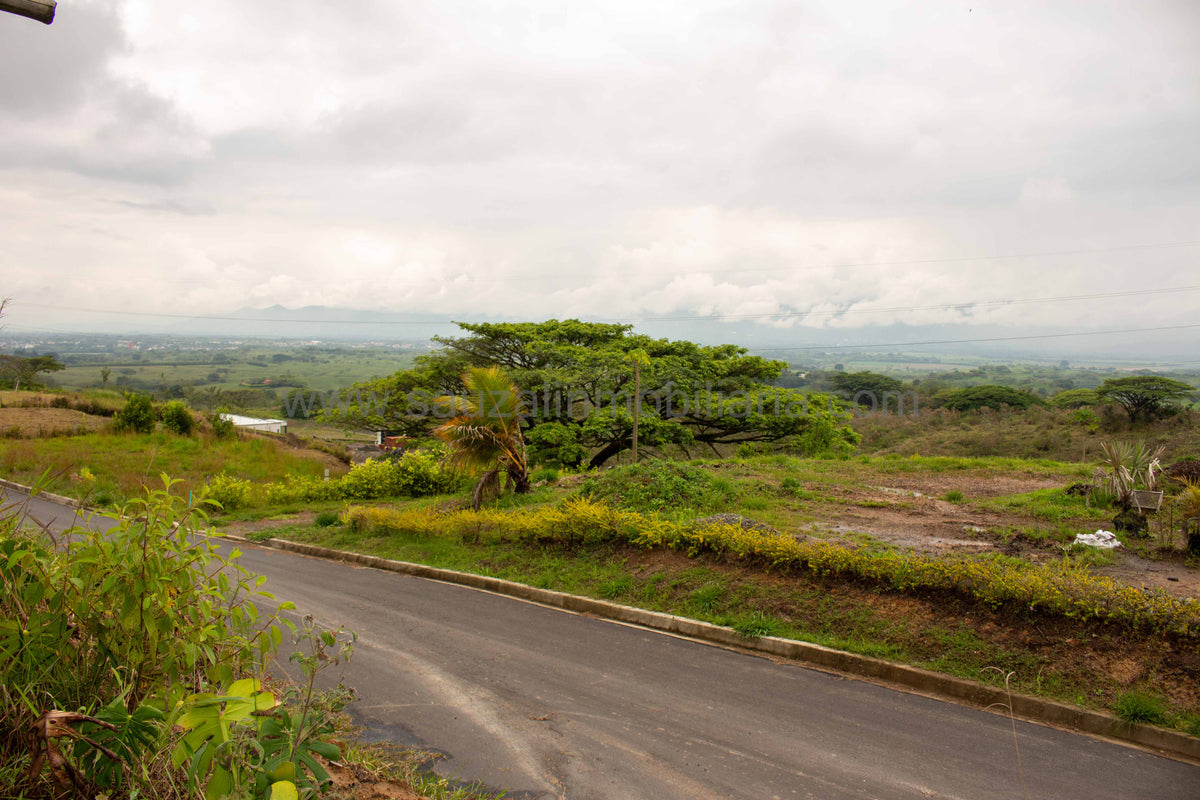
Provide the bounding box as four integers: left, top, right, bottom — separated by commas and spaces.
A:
342, 498, 1200, 636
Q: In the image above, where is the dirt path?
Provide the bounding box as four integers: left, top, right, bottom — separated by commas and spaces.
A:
790, 472, 1200, 599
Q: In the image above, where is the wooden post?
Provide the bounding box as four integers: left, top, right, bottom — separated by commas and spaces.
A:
0, 0, 56, 24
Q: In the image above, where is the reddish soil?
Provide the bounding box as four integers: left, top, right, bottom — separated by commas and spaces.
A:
326, 760, 426, 800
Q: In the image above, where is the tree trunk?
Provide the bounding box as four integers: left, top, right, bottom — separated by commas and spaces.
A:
0, 0, 56, 24
588, 438, 628, 470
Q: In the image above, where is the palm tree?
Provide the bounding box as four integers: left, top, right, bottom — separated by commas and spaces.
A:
433, 367, 531, 509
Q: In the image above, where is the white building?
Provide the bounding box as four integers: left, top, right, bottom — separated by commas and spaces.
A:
219, 413, 288, 434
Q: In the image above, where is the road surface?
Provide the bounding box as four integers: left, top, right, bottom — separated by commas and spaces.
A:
6, 486, 1199, 799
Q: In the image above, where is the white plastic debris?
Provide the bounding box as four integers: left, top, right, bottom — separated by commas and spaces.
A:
1073, 530, 1122, 549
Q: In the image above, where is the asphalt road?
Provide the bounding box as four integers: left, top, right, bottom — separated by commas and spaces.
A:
7, 486, 1200, 799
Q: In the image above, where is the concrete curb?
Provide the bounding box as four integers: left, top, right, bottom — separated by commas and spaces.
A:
226, 533, 1200, 764
0, 478, 87, 509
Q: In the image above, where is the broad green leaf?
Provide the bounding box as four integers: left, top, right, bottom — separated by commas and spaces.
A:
204, 766, 233, 800
268, 761, 296, 782
269, 780, 299, 800
306, 740, 341, 760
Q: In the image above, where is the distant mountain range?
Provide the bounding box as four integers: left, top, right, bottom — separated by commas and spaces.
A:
11, 304, 1199, 365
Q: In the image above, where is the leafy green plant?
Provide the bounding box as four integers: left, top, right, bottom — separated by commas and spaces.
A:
172, 618, 354, 800
315, 510, 341, 527
161, 400, 196, 435
530, 466, 560, 484
113, 393, 155, 434
942, 490, 964, 503
1068, 407, 1100, 432
0, 478, 293, 796
211, 409, 237, 439
205, 471, 255, 510
581, 461, 739, 516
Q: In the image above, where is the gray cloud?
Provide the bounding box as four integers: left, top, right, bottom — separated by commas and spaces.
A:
1, 0, 1199, 354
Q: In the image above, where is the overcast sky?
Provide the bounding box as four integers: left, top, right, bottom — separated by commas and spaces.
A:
2, 1, 1199, 346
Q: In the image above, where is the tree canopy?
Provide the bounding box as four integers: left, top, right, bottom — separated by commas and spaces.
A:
936, 385, 1045, 412
1096, 376, 1195, 423
829, 371, 908, 410
0, 354, 64, 390
1048, 388, 1100, 409
320, 320, 858, 468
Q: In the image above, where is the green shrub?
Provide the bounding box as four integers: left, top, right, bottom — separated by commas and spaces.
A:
530, 466, 560, 484
340, 451, 458, 500
581, 461, 739, 515
315, 510, 341, 527
204, 471, 254, 510
113, 393, 155, 434
1069, 407, 1100, 432
0, 479, 290, 794
943, 490, 965, 503
264, 475, 342, 505
799, 417, 860, 458
210, 409, 236, 439
161, 400, 196, 435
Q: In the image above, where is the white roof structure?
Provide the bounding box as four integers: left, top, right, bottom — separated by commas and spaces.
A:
219, 413, 288, 433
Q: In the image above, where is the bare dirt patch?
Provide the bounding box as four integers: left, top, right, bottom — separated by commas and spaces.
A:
0, 407, 109, 436
326, 760, 426, 800
775, 469, 1200, 599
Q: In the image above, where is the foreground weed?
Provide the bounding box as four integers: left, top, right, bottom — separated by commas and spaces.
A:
598, 574, 633, 599
982, 669, 1029, 800
733, 611, 785, 638
690, 582, 726, 613
1114, 691, 1171, 726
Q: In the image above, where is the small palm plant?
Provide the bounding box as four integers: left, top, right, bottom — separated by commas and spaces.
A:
433, 367, 531, 509
1091, 440, 1164, 508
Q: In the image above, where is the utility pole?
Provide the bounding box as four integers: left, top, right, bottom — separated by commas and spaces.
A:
0, 1, 56, 25
627, 349, 650, 464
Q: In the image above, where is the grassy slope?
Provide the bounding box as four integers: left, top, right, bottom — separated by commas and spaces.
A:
852, 405, 1200, 462
0, 430, 336, 505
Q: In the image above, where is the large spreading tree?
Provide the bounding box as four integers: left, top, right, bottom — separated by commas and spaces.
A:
320, 319, 857, 468
0, 354, 64, 391
1096, 376, 1196, 423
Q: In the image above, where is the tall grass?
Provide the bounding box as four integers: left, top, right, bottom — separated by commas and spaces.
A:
0, 431, 330, 504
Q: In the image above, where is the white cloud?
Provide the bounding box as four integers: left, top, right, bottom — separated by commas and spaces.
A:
1, 0, 1199, 352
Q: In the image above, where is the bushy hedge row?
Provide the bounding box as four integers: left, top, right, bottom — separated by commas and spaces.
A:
204, 450, 460, 510
344, 497, 1200, 636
